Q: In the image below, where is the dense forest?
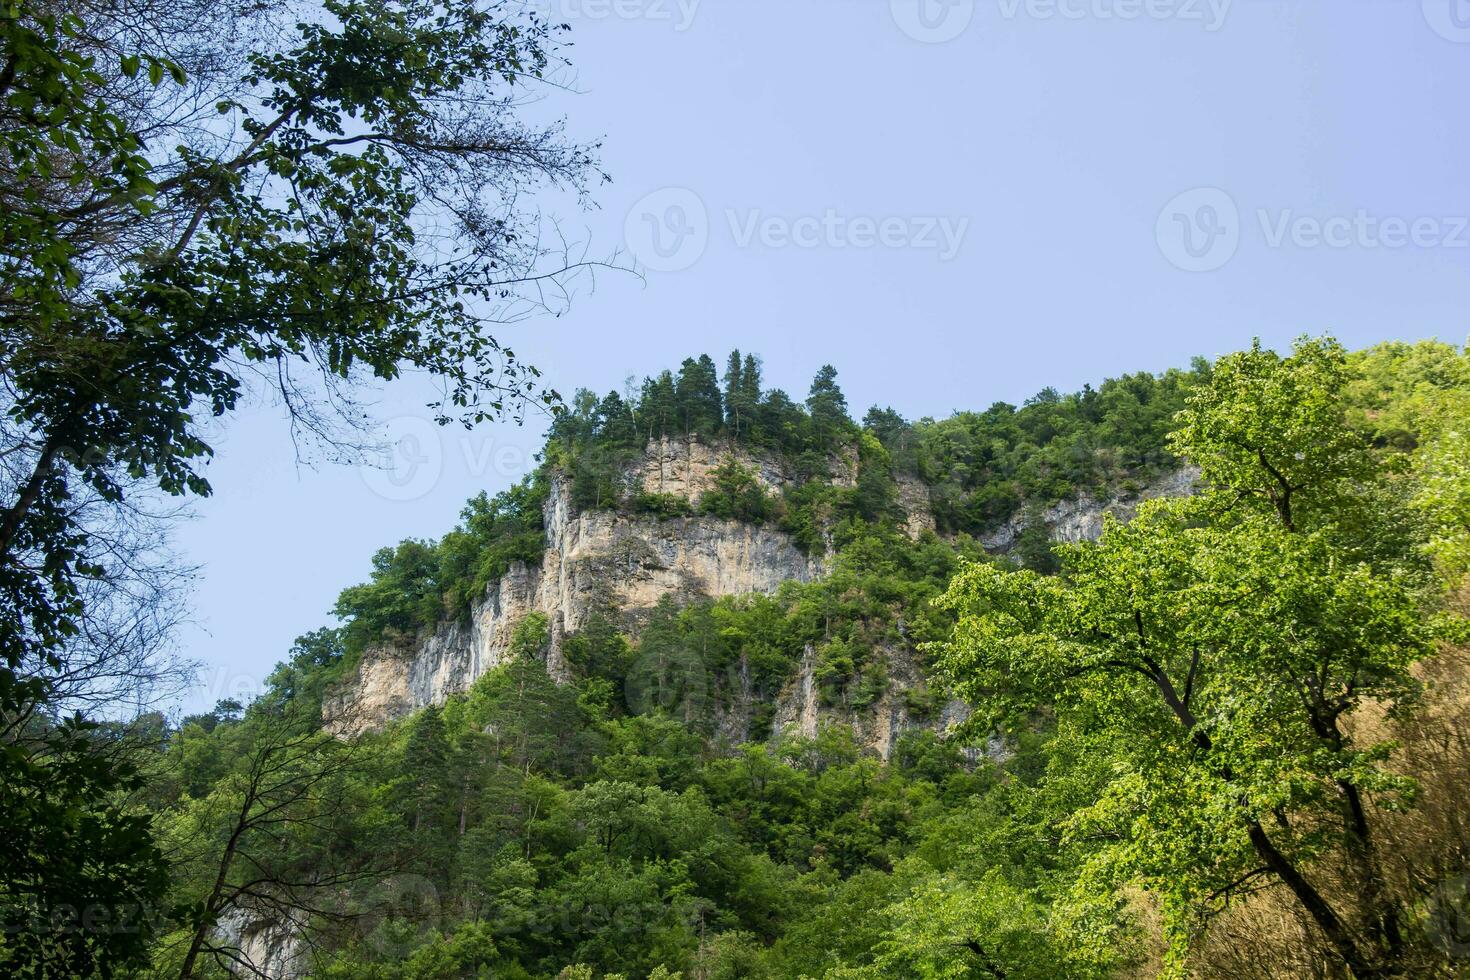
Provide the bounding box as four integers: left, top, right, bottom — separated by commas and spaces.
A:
120, 338, 1470, 979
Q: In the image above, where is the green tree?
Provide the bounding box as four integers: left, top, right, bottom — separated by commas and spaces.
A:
699, 459, 775, 524
740, 354, 764, 425
403, 706, 452, 835
675, 355, 724, 438
639, 370, 679, 443
723, 350, 749, 441
1, 1, 600, 971
935, 337, 1447, 977
334, 541, 443, 652
161, 715, 381, 979
869, 868, 1084, 979
806, 364, 851, 452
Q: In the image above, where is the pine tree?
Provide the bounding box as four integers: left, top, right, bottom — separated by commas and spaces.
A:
740, 353, 765, 443
807, 364, 851, 452
404, 705, 452, 835
723, 350, 745, 439
741, 353, 763, 404
595, 391, 638, 449
675, 355, 723, 438
639, 371, 678, 441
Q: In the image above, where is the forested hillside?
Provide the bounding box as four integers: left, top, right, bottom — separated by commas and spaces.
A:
128, 338, 1470, 979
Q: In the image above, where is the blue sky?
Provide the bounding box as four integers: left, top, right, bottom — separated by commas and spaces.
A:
172, 0, 1470, 710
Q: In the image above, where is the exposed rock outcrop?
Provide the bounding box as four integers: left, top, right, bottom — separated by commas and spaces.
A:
895, 474, 936, 539
768, 643, 972, 760
978, 467, 1199, 552
634, 434, 857, 500
214, 906, 306, 979
326, 443, 822, 735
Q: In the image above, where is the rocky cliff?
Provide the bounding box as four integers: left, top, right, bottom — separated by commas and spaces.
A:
325, 438, 1194, 749
214, 906, 306, 979
325, 438, 831, 735
977, 466, 1199, 552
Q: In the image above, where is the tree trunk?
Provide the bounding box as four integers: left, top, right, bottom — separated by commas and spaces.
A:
1247, 821, 1377, 978
0, 436, 62, 560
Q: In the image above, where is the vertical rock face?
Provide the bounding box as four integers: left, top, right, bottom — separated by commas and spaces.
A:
326, 441, 824, 735
633, 434, 856, 499
978, 467, 1200, 552
767, 643, 971, 761
326, 563, 543, 735
895, 474, 936, 539
214, 907, 306, 979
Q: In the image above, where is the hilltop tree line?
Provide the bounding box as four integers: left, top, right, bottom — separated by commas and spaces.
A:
549, 353, 853, 454
545, 353, 856, 512
329, 354, 1217, 656
548, 349, 1210, 538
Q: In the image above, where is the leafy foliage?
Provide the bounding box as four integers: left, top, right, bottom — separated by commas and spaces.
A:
935, 337, 1457, 976
334, 478, 547, 652
43, 336, 1470, 979
895, 363, 1211, 535
1, 0, 599, 972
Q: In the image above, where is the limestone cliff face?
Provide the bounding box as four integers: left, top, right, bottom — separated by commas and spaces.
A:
325, 563, 542, 735
895, 474, 936, 539
326, 440, 824, 735
215, 907, 306, 979
634, 434, 857, 500
978, 467, 1199, 552
767, 643, 972, 761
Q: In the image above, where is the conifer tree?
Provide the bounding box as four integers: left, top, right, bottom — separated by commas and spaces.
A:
807, 364, 851, 452
404, 706, 452, 836
723, 350, 745, 439
675, 355, 724, 438
741, 353, 763, 404
639, 371, 679, 441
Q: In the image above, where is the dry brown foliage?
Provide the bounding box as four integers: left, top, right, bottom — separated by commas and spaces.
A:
1181, 587, 1470, 978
